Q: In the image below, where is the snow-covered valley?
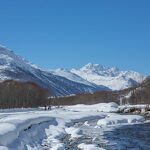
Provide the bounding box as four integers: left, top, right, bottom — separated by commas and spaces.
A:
0, 103, 149, 150
0, 1, 150, 150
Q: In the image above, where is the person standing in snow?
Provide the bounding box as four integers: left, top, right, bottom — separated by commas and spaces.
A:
48, 105, 51, 110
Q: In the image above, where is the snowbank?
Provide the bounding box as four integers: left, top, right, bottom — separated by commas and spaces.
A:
0, 113, 53, 146
119, 104, 150, 114
65, 102, 119, 113
0, 146, 8, 150
97, 114, 145, 126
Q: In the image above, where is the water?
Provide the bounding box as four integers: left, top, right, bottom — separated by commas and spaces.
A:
62, 119, 150, 150
102, 122, 150, 150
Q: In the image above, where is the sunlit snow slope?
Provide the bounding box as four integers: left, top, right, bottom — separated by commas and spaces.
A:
71, 63, 146, 90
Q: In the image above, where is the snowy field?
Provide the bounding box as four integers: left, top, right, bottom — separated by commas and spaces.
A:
0, 103, 149, 150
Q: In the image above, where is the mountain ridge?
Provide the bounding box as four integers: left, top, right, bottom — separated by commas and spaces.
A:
0, 45, 108, 96
70, 63, 146, 90
0, 44, 146, 95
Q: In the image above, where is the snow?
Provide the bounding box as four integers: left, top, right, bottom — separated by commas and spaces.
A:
65, 127, 82, 138
0, 103, 146, 150
119, 104, 150, 115
64, 102, 119, 113
84, 121, 90, 126
78, 143, 105, 150
0, 146, 8, 150
0, 114, 53, 146
97, 114, 145, 126
71, 63, 146, 90
124, 91, 132, 99
0, 123, 16, 135
120, 104, 150, 109
49, 68, 95, 87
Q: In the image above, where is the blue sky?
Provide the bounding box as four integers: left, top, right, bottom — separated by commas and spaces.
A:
0, 0, 150, 75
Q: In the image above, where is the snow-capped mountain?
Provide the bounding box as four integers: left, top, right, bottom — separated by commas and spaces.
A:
49, 68, 110, 91
71, 63, 146, 90
0, 44, 146, 95
0, 45, 109, 96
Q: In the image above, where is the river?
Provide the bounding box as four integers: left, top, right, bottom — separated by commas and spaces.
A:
61, 118, 150, 150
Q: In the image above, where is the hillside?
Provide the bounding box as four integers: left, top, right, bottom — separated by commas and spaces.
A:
50, 78, 150, 106
122, 77, 150, 105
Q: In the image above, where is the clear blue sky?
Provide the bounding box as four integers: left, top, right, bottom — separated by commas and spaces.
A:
0, 0, 150, 75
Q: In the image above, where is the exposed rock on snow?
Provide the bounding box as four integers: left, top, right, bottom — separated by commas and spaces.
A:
119, 104, 150, 116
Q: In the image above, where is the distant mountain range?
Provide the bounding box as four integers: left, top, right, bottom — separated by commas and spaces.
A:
0, 44, 146, 96
50, 63, 146, 91
71, 63, 146, 90
0, 45, 108, 96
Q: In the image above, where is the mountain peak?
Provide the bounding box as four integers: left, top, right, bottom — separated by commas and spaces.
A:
79, 63, 121, 76
81, 63, 109, 72
71, 63, 146, 90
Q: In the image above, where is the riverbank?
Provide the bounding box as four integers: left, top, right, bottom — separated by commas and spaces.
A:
118, 104, 150, 118
0, 102, 149, 150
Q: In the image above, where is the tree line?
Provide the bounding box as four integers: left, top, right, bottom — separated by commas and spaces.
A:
50, 78, 150, 106
122, 77, 150, 105
0, 80, 51, 109
1, 77, 150, 109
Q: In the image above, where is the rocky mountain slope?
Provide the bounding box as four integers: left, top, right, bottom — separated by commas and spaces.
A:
50, 78, 150, 106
